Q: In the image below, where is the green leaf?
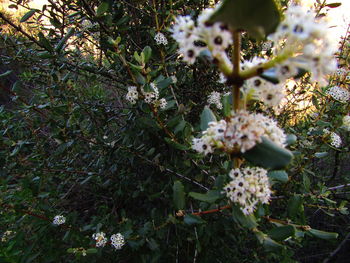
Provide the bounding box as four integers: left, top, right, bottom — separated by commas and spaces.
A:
232, 204, 257, 229
55, 28, 75, 52
287, 195, 303, 220
86, 248, 98, 254
20, 10, 36, 22
308, 229, 338, 239
142, 46, 152, 63
173, 181, 185, 210
38, 32, 53, 52
184, 214, 206, 225
200, 106, 217, 131
209, 0, 281, 39
267, 170, 289, 184
96, 2, 109, 17
325, 3, 341, 8
222, 93, 232, 117
243, 137, 293, 169
315, 152, 328, 158
189, 190, 223, 203
268, 225, 296, 241
164, 137, 189, 150
0, 70, 12, 78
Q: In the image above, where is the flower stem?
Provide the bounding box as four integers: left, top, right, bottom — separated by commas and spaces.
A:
232, 30, 241, 112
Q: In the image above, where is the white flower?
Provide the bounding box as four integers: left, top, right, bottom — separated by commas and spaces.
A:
244, 77, 285, 107
92, 232, 108, 247
171, 75, 177, 84
1, 231, 13, 242
342, 115, 350, 131
159, 98, 167, 109
192, 110, 286, 154
53, 215, 66, 225
141, 83, 159, 104
224, 167, 271, 215
171, 7, 232, 65
330, 132, 342, 148
269, 5, 337, 86
326, 86, 350, 103
207, 91, 222, 109
110, 233, 125, 250
154, 32, 168, 45
126, 86, 139, 104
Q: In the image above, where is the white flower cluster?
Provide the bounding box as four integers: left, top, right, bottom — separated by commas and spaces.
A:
261, 41, 273, 51
326, 86, 350, 103
330, 132, 342, 148
207, 91, 223, 109
126, 86, 138, 104
53, 215, 66, 225
323, 129, 342, 148
171, 75, 177, 84
71, 247, 87, 256
92, 232, 125, 249
171, 7, 232, 65
1, 231, 13, 242
93, 232, 108, 247
125, 84, 167, 109
269, 5, 337, 85
245, 76, 285, 107
223, 167, 271, 215
241, 58, 286, 107
111, 233, 125, 250
192, 110, 286, 155
342, 115, 350, 131
154, 32, 168, 45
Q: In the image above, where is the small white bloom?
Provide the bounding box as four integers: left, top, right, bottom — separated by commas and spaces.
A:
326, 86, 350, 103
330, 132, 342, 148
154, 32, 168, 45
224, 167, 271, 215
126, 86, 139, 104
92, 232, 108, 247
110, 233, 125, 250
53, 215, 66, 225
158, 98, 167, 109
207, 91, 222, 109
171, 75, 177, 84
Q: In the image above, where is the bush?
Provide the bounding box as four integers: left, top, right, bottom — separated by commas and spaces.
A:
0, 0, 349, 262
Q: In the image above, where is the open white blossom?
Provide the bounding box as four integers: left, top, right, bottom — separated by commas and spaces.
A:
326, 86, 350, 103
92, 232, 108, 247
207, 91, 222, 109
244, 76, 285, 107
223, 167, 271, 215
154, 32, 168, 45
110, 233, 125, 250
192, 110, 286, 155
53, 215, 66, 225
126, 86, 139, 104
269, 5, 337, 85
330, 132, 342, 148
171, 7, 232, 65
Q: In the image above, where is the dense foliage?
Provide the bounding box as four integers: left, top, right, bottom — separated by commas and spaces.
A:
0, 0, 349, 262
